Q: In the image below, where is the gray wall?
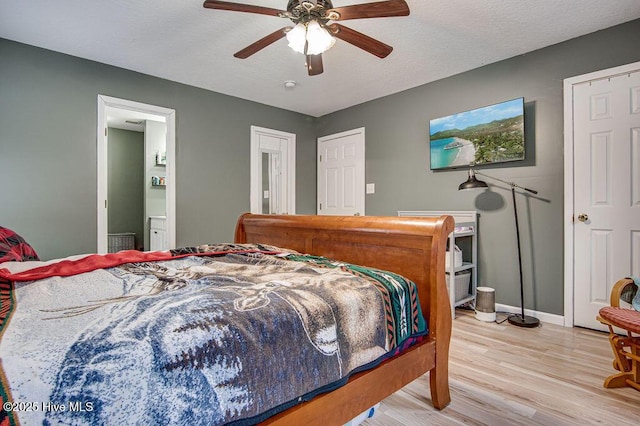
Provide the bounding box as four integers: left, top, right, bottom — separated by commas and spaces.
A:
107, 128, 144, 249
0, 38, 317, 260
1, 18, 639, 315
316, 19, 640, 315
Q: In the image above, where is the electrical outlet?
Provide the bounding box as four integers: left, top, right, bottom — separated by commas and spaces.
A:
366, 183, 375, 194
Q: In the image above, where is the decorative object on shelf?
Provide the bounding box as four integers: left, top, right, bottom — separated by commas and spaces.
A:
430, 98, 525, 170
458, 168, 539, 328
151, 176, 166, 187
475, 287, 496, 322
155, 151, 167, 166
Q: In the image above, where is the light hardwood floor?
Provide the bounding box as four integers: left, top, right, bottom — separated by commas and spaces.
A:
364, 309, 640, 425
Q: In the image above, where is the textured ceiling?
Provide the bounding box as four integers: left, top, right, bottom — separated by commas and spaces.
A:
1, 0, 640, 117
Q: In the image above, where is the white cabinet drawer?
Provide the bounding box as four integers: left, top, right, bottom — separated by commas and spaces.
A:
149, 216, 166, 230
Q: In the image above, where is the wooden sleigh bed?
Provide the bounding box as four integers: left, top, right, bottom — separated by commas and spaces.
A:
234, 213, 454, 424
0, 213, 453, 425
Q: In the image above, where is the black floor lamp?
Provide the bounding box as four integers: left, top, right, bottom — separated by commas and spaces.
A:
459, 168, 540, 328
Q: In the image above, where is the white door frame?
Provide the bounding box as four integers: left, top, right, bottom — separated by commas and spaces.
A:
250, 126, 296, 214
97, 95, 176, 253
563, 61, 640, 327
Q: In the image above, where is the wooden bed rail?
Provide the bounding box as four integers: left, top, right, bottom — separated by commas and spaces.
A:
234, 213, 455, 421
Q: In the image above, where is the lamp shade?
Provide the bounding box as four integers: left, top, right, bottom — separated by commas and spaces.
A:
286, 21, 336, 55
286, 23, 307, 54
305, 20, 335, 55
458, 169, 488, 191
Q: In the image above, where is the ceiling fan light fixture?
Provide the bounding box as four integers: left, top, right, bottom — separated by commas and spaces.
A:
304, 20, 335, 55
286, 22, 307, 54
204, 0, 411, 75
286, 20, 335, 56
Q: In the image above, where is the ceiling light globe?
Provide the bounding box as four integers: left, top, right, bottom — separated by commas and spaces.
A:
286, 23, 307, 54
305, 20, 335, 55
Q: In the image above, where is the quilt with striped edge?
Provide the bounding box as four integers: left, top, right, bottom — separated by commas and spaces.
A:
0, 244, 426, 425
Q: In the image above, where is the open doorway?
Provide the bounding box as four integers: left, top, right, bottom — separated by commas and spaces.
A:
97, 95, 176, 253
250, 126, 296, 215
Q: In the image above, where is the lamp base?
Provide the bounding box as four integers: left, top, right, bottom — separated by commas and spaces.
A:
507, 315, 540, 328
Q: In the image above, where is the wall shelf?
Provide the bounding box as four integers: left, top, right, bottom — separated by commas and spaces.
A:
151, 176, 166, 187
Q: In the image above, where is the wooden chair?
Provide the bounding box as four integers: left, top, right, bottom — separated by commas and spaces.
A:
597, 278, 640, 392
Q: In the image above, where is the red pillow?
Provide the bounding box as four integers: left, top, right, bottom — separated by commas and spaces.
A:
0, 227, 40, 262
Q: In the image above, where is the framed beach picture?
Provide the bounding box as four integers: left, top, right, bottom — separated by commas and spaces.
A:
429, 97, 525, 170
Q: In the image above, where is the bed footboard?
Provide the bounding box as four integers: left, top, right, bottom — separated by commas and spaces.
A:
235, 213, 454, 421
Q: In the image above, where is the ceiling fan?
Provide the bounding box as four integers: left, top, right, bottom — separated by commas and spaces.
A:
203, 0, 410, 76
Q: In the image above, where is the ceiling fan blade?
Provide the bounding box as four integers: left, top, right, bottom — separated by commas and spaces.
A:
234, 27, 290, 59
328, 0, 409, 20
306, 54, 324, 76
328, 23, 392, 58
203, 0, 285, 17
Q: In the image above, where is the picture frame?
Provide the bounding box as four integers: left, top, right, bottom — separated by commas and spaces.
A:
429, 98, 525, 170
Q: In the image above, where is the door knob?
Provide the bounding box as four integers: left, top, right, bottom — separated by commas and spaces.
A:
577, 213, 589, 222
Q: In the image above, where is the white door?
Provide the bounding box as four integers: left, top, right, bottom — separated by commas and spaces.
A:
250, 126, 296, 215
317, 128, 365, 216
568, 65, 640, 330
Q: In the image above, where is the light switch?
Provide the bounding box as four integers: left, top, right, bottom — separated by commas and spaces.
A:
366, 183, 375, 194
263, 190, 269, 199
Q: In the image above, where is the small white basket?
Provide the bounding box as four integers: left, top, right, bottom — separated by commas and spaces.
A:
446, 271, 471, 301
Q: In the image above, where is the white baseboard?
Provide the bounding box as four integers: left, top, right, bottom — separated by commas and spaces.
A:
494, 303, 565, 326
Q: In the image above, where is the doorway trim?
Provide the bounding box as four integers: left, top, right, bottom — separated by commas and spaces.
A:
562, 61, 640, 327
97, 95, 176, 253
250, 126, 296, 215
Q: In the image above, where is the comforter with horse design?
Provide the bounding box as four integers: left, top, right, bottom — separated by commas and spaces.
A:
0, 244, 426, 425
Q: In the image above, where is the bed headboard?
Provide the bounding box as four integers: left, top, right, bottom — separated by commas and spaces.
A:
234, 213, 455, 338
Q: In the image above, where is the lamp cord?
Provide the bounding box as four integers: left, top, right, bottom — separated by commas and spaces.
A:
457, 304, 527, 325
